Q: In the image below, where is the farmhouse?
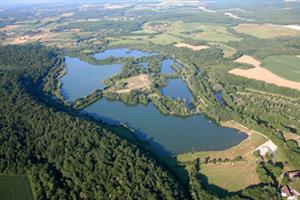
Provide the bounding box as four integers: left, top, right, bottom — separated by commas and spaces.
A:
281, 185, 300, 200
255, 140, 277, 156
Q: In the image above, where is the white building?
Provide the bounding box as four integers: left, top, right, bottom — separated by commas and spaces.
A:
255, 140, 278, 156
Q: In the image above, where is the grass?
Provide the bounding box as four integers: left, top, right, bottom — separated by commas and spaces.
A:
209, 42, 237, 57
168, 21, 241, 42
289, 179, 300, 193
0, 175, 34, 200
139, 21, 241, 43
233, 24, 300, 39
261, 55, 300, 83
200, 155, 259, 192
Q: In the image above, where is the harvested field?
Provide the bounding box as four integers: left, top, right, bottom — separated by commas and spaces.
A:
0, 25, 19, 31
175, 43, 209, 51
115, 74, 151, 93
229, 55, 300, 91
283, 25, 300, 31
4, 31, 58, 45
60, 12, 74, 17
224, 12, 241, 19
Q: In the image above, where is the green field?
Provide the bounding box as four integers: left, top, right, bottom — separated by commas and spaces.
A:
0, 175, 34, 200
262, 55, 300, 83
200, 157, 259, 192
233, 24, 300, 39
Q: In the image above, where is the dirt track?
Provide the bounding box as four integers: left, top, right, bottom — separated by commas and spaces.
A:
229, 55, 300, 91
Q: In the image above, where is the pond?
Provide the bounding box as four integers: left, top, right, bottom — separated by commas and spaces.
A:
61, 57, 122, 101
94, 48, 157, 60
60, 49, 248, 154
214, 91, 225, 106
161, 78, 193, 101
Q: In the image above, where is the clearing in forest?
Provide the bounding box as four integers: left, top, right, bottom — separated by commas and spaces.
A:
228, 55, 300, 91
174, 43, 209, 51
0, 175, 34, 200
0, 25, 20, 31
114, 74, 151, 93
200, 155, 259, 192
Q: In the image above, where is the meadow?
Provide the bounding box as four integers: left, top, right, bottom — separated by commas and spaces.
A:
262, 55, 300, 83
233, 23, 300, 39
0, 175, 34, 200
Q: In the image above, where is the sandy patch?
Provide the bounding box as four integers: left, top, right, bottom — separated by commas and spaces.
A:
115, 74, 151, 93
283, 25, 300, 31
175, 43, 209, 51
229, 55, 300, 91
198, 6, 216, 13
221, 121, 254, 137
60, 12, 74, 17
0, 25, 19, 32
224, 12, 241, 19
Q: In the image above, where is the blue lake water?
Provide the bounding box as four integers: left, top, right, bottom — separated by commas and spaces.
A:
160, 58, 183, 74
60, 49, 248, 154
94, 48, 157, 60
61, 57, 122, 101
214, 91, 225, 106
161, 79, 193, 101
84, 99, 247, 154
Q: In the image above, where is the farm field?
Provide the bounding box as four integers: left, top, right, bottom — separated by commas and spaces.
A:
229, 55, 300, 91
169, 22, 241, 42
200, 156, 259, 192
233, 23, 300, 38
261, 55, 300, 83
0, 175, 34, 200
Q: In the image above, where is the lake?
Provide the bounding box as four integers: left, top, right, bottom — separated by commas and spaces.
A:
94, 48, 157, 60
84, 99, 247, 154
60, 49, 248, 154
61, 57, 122, 101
